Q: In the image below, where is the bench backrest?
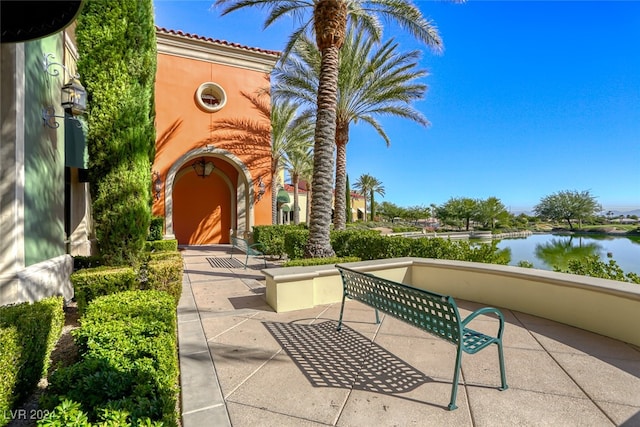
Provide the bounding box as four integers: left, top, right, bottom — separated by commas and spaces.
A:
231, 236, 248, 249
337, 266, 462, 345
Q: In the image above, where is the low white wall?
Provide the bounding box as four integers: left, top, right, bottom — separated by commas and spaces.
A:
0, 254, 74, 306
262, 257, 640, 347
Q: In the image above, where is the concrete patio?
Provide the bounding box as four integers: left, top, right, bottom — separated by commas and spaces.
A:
176, 245, 640, 426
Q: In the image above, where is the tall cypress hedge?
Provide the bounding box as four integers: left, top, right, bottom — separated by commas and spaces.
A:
75, 0, 157, 266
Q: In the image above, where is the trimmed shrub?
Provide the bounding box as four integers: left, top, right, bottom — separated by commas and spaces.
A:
71, 266, 137, 314
144, 256, 183, 303
0, 297, 64, 411
253, 224, 305, 258
283, 228, 309, 260
42, 290, 178, 427
144, 239, 178, 252
148, 216, 164, 241
0, 326, 20, 426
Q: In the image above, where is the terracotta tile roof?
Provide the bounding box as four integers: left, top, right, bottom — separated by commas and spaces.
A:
156, 26, 281, 57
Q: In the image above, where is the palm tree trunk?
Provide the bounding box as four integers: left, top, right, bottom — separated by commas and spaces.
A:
271, 158, 279, 224
305, 45, 339, 257
293, 173, 300, 224
305, 0, 346, 258
333, 122, 348, 230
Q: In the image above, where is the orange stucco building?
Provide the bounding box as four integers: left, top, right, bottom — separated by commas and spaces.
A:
153, 28, 280, 245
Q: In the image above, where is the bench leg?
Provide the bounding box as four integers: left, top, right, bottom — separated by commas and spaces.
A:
244, 253, 249, 270
448, 346, 464, 410
336, 293, 347, 331
497, 341, 508, 391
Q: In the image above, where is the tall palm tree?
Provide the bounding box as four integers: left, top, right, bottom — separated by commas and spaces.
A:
283, 143, 314, 224
216, 0, 444, 257
354, 173, 385, 221
274, 27, 429, 230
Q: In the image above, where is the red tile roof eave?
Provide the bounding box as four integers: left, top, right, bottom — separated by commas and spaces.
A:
156, 26, 281, 57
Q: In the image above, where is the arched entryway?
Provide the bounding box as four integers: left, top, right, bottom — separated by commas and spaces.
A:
173, 160, 232, 244
164, 146, 257, 245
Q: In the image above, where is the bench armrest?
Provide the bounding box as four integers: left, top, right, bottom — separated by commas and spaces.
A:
461, 307, 505, 338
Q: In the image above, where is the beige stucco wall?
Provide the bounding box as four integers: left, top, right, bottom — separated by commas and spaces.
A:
262, 258, 640, 346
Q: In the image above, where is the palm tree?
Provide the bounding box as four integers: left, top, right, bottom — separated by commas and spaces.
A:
354, 173, 385, 221
270, 100, 314, 223
216, 0, 444, 257
283, 143, 314, 224
274, 28, 429, 231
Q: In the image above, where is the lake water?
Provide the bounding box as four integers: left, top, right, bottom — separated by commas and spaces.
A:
495, 233, 640, 275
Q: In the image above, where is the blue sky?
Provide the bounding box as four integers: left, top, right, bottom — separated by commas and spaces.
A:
154, 0, 640, 213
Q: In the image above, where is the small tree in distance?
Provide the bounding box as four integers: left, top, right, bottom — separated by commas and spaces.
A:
533, 190, 602, 230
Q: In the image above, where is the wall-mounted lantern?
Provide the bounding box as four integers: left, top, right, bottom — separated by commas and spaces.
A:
257, 176, 266, 201
192, 158, 214, 178
42, 53, 87, 128
152, 170, 163, 200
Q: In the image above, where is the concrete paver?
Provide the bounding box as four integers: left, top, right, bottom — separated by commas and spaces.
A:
176, 245, 640, 426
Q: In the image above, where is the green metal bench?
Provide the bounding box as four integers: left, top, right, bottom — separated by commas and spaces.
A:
230, 236, 266, 269
336, 265, 508, 410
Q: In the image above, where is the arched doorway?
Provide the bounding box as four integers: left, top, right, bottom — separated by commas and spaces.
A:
164, 147, 257, 245
173, 163, 231, 244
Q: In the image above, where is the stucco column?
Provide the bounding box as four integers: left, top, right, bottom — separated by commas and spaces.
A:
0, 43, 26, 304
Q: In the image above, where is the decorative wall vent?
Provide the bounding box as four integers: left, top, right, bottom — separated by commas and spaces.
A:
195, 82, 227, 112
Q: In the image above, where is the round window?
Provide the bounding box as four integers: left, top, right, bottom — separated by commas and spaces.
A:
195, 82, 227, 112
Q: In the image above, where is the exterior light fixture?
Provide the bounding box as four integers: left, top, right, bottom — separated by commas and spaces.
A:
42, 53, 87, 128
257, 176, 266, 201
152, 170, 163, 200
192, 158, 214, 178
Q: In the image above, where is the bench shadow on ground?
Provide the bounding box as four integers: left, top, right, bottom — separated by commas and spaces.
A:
263, 319, 450, 410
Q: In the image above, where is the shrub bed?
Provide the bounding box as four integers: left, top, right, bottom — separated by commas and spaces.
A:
0, 297, 64, 426
40, 290, 179, 427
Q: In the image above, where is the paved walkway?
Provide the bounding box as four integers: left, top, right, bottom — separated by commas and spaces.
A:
176, 245, 640, 426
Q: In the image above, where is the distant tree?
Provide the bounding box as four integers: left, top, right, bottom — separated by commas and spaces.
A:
378, 202, 405, 222
283, 144, 314, 225
270, 100, 314, 224
533, 190, 601, 230
353, 174, 385, 221
437, 197, 478, 231
405, 205, 431, 224
475, 197, 509, 229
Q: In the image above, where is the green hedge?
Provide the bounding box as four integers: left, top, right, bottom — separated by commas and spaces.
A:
41, 290, 178, 427
144, 255, 183, 303
71, 266, 137, 314
0, 296, 64, 425
253, 224, 306, 258
0, 326, 20, 426
144, 239, 178, 252
148, 216, 164, 241
257, 222, 509, 265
